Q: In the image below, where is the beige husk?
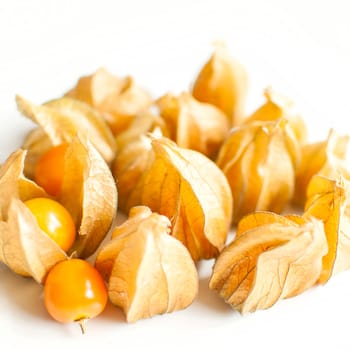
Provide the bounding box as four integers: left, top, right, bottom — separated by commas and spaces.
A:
95, 206, 198, 322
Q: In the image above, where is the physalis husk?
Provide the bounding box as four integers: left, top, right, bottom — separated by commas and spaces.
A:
65, 68, 152, 135
216, 119, 300, 223
0, 150, 65, 283
17, 95, 116, 167
294, 129, 349, 206
157, 92, 230, 159
112, 118, 165, 213
305, 175, 350, 284
124, 136, 233, 261
0, 136, 117, 284
95, 206, 198, 323
192, 42, 248, 126
244, 87, 307, 144
209, 212, 327, 313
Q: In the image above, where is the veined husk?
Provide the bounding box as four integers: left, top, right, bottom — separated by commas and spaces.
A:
58, 136, 118, 258
124, 136, 233, 261
293, 141, 327, 206
65, 68, 152, 135
16, 95, 116, 167
0, 137, 117, 283
294, 129, 349, 206
115, 111, 168, 150
244, 87, 307, 144
304, 175, 350, 284
216, 119, 300, 223
0, 150, 66, 283
95, 206, 198, 323
209, 212, 327, 314
113, 135, 154, 212
192, 42, 248, 126
318, 132, 350, 180
0, 198, 67, 283
21, 128, 53, 179
0, 149, 48, 220
156, 92, 230, 159
113, 114, 166, 212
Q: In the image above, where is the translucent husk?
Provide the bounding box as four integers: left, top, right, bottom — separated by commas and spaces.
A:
65, 68, 152, 135
305, 175, 350, 284
112, 120, 164, 213
293, 129, 349, 206
216, 119, 300, 223
0, 150, 65, 283
0, 136, 118, 282
192, 42, 248, 126
95, 206, 198, 322
156, 92, 230, 159
244, 87, 307, 144
209, 212, 327, 313
123, 136, 233, 261
17, 95, 117, 166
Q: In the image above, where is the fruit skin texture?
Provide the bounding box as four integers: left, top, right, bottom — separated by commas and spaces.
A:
34, 143, 68, 196
24, 197, 76, 252
44, 259, 108, 324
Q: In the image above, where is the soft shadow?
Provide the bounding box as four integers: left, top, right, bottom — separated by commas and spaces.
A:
99, 300, 125, 323
0, 264, 47, 320
195, 260, 234, 314
196, 275, 233, 314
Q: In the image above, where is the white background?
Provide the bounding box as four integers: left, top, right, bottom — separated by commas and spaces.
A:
1, 0, 350, 349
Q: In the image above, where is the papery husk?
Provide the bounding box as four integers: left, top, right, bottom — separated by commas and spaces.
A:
209, 212, 327, 313
293, 141, 327, 206
0, 149, 48, 220
113, 133, 156, 213
244, 87, 307, 144
235, 211, 303, 239
59, 136, 118, 258
318, 131, 350, 180
192, 42, 248, 126
21, 128, 53, 179
0, 199, 67, 283
156, 92, 230, 159
115, 111, 168, 150
125, 136, 233, 261
304, 175, 350, 284
16, 95, 116, 165
113, 114, 166, 213
216, 119, 300, 223
293, 129, 349, 206
65, 68, 152, 135
0, 136, 117, 278
95, 206, 198, 323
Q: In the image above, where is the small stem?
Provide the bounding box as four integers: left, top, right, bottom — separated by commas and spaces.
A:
78, 319, 86, 334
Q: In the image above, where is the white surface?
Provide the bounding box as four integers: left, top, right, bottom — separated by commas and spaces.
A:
1, 0, 350, 349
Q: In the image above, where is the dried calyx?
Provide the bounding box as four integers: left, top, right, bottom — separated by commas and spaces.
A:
192, 42, 248, 126
294, 129, 349, 206
244, 87, 307, 144
121, 136, 233, 261
0, 136, 118, 283
17, 95, 117, 169
217, 119, 300, 223
157, 92, 230, 159
305, 175, 350, 284
209, 212, 327, 313
65, 68, 152, 135
95, 206, 198, 323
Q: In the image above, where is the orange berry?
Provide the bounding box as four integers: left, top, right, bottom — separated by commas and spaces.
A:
44, 259, 108, 331
34, 143, 68, 196
24, 197, 76, 252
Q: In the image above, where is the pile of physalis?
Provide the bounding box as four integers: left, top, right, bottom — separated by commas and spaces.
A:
1, 42, 350, 333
